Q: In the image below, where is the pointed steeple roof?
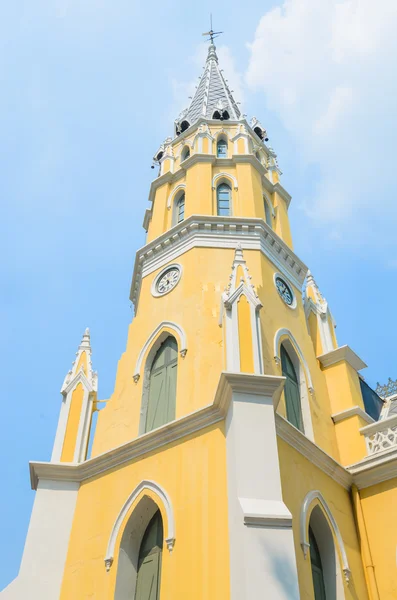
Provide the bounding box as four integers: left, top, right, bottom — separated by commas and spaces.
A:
176, 43, 241, 132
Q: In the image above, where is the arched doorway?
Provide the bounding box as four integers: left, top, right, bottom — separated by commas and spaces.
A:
135, 510, 163, 600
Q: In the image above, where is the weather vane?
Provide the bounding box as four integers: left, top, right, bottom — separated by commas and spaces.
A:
202, 14, 223, 43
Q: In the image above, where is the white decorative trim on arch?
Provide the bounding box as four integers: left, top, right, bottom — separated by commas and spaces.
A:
212, 172, 238, 191
274, 328, 313, 391
274, 327, 314, 441
167, 184, 186, 209
300, 490, 351, 584
133, 321, 187, 383
104, 479, 176, 571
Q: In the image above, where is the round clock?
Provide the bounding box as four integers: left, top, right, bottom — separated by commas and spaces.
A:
152, 264, 182, 297
275, 275, 295, 307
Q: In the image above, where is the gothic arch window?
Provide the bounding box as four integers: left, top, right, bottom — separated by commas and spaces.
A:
145, 336, 178, 433
217, 137, 228, 158
217, 182, 231, 216
114, 492, 168, 600
306, 503, 347, 600
212, 109, 230, 121
135, 511, 163, 600
174, 192, 185, 224
181, 146, 190, 161
281, 344, 304, 432
264, 196, 273, 228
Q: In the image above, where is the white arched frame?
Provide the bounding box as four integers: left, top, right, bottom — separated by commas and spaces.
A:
212, 172, 238, 191
104, 479, 176, 571
167, 184, 186, 210
300, 490, 351, 585
274, 328, 314, 440
133, 321, 187, 382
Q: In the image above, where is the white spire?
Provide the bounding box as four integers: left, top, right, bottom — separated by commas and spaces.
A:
176, 42, 241, 133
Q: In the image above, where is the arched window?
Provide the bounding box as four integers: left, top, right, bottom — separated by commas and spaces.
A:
176, 193, 185, 224
281, 345, 303, 432
217, 138, 228, 158
217, 183, 231, 216
180, 120, 190, 132
264, 197, 272, 228
310, 526, 327, 600
181, 146, 190, 161
145, 337, 178, 433
135, 511, 163, 600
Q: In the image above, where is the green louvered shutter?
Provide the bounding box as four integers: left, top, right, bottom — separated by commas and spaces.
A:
309, 527, 327, 600
281, 345, 304, 432
145, 337, 178, 433
135, 511, 163, 600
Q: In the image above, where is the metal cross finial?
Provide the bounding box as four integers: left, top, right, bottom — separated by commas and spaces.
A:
202, 14, 223, 43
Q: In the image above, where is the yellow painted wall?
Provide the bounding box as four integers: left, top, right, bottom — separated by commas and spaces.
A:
333, 415, 369, 466
61, 382, 84, 462
75, 350, 87, 375
321, 362, 365, 415
60, 424, 230, 600
278, 439, 370, 600
360, 480, 397, 599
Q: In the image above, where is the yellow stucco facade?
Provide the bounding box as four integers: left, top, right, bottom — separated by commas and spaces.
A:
3, 39, 397, 600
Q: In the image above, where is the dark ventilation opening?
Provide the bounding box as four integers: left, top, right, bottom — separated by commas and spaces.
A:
254, 126, 264, 140
222, 110, 230, 120
212, 110, 221, 120
156, 151, 164, 161
359, 379, 384, 421
180, 120, 190, 132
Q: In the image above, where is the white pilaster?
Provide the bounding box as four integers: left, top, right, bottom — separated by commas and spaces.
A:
0, 479, 79, 600
224, 373, 300, 599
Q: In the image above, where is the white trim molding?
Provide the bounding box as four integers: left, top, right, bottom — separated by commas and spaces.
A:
167, 184, 186, 210
347, 446, 397, 488
212, 171, 238, 190
276, 414, 352, 490
318, 345, 367, 372
359, 413, 397, 455
300, 490, 351, 584
239, 497, 292, 528
104, 479, 175, 571
133, 321, 187, 383
130, 215, 308, 310
332, 406, 374, 425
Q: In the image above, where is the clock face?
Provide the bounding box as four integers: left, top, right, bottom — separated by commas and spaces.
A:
155, 267, 181, 295
275, 276, 294, 306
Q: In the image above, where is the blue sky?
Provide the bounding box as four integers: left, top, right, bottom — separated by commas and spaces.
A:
1, 0, 396, 589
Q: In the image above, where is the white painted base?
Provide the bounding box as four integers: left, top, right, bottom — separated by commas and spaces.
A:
0, 479, 78, 600
225, 374, 300, 600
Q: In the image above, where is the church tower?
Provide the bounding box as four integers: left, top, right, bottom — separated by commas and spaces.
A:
3, 35, 397, 600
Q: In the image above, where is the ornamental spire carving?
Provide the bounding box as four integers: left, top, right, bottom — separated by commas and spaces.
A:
61, 327, 98, 395
175, 42, 241, 135
222, 244, 261, 310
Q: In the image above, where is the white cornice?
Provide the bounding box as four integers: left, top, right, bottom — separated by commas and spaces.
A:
317, 345, 367, 372
30, 372, 284, 490
129, 215, 308, 309
332, 406, 374, 425
359, 413, 397, 436
275, 414, 352, 490
347, 447, 397, 489
142, 208, 152, 232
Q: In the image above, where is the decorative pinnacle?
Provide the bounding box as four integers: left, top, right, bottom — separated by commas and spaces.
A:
80, 327, 91, 348
202, 14, 223, 44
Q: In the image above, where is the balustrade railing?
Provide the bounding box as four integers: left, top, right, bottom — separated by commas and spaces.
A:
361, 415, 397, 455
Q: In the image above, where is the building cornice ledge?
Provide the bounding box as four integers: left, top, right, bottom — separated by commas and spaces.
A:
275, 414, 352, 490
318, 345, 367, 372
332, 406, 374, 425
347, 447, 397, 489
129, 215, 308, 308
29, 372, 284, 490
359, 413, 397, 436
273, 183, 292, 209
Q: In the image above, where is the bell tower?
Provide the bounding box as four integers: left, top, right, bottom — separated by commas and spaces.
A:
5, 32, 388, 600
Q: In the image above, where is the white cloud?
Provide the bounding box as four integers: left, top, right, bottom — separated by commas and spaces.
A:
246, 0, 397, 250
